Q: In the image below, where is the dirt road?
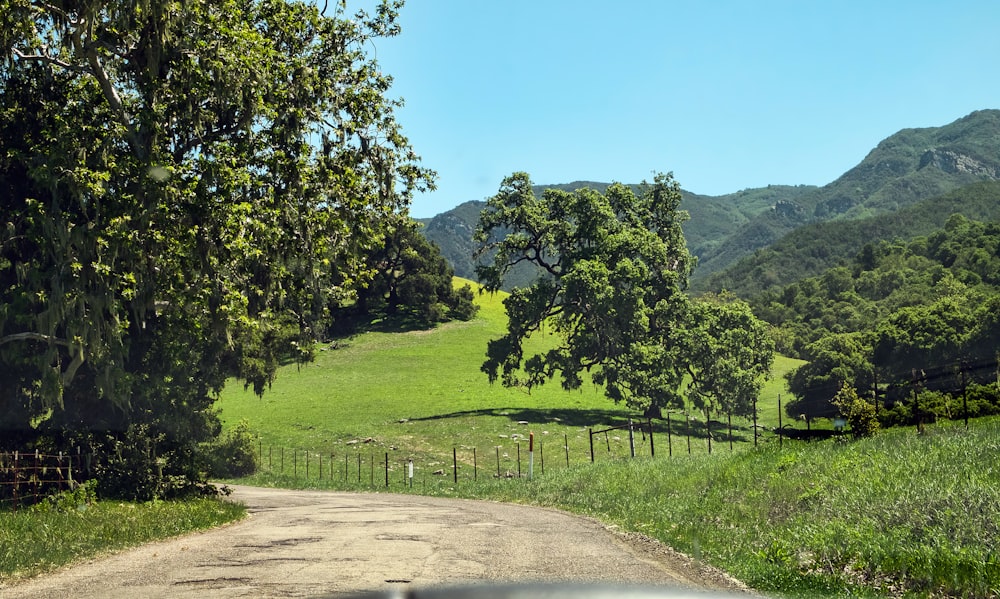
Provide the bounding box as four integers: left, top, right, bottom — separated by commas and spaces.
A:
3, 485, 750, 598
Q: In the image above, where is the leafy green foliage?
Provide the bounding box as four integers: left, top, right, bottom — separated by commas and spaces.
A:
474, 173, 774, 416
785, 333, 874, 420
683, 295, 775, 416
29, 480, 98, 515
345, 217, 478, 329
831, 383, 879, 438
762, 212, 1000, 422
0, 0, 431, 496
421, 184, 815, 293
202, 420, 258, 479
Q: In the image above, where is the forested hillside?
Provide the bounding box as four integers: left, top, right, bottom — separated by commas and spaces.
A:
752, 212, 1000, 423
420, 111, 1000, 294
692, 109, 1000, 283
698, 181, 1000, 296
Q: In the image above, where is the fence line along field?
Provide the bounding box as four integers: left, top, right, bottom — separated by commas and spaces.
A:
217, 279, 806, 466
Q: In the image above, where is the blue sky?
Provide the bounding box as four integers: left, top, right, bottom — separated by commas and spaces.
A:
357, 1, 1000, 218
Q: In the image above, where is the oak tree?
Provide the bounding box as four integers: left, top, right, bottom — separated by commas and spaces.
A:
352, 217, 478, 325
0, 0, 432, 495
475, 172, 774, 417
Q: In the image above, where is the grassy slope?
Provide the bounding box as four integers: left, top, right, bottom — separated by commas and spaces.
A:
218, 281, 685, 466
219, 280, 999, 596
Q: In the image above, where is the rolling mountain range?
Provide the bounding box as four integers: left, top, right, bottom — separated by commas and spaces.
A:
418, 109, 1000, 295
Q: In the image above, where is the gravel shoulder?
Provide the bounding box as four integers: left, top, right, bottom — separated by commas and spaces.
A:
2, 485, 752, 598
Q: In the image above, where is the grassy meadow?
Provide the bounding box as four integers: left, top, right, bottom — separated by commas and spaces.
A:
218, 279, 1000, 597
218, 280, 807, 468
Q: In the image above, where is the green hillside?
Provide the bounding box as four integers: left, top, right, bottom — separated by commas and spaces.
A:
215, 280, 1000, 598
420, 182, 814, 291
217, 279, 803, 466
218, 281, 658, 464
699, 180, 1000, 296
692, 109, 1000, 282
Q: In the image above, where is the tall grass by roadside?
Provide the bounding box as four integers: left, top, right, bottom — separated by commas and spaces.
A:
399, 418, 998, 598
0, 497, 245, 583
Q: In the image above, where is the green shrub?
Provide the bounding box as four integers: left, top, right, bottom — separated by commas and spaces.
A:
965, 382, 1000, 418
202, 419, 258, 478
832, 383, 879, 438
30, 480, 98, 514
881, 383, 1000, 426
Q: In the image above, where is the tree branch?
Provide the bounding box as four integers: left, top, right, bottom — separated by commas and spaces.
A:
11, 47, 81, 72
69, 13, 145, 160
0, 331, 72, 347
0, 332, 86, 386
32, 0, 74, 24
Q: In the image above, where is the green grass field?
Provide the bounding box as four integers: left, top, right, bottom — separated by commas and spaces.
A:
218, 279, 1000, 597
430, 418, 1000, 598
218, 280, 807, 468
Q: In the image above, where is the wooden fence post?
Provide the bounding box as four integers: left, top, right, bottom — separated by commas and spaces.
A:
589, 428, 595, 463
728, 412, 734, 451
666, 413, 672, 457
778, 395, 783, 449
648, 418, 655, 457
705, 408, 712, 455
628, 418, 635, 458
686, 413, 692, 454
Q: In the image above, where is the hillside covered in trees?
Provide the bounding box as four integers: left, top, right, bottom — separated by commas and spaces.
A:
420, 110, 1000, 294
752, 209, 1000, 425
700, 180, 1000, 296
417, 111, 1000, 432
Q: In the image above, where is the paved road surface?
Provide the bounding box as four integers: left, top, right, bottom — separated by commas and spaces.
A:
2, 485, 750, 598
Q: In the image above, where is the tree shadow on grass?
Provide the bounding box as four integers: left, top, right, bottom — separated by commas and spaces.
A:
406, 407, 636, 429
655, 412, 760, 444
408, 406, 771, 447
410, 407, 754, 445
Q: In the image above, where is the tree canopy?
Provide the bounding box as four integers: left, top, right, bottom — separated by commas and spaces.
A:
343, 217, 478, 328
474, 172, 773, 417
0, 0, 432, 497
766, 212, 1000, 422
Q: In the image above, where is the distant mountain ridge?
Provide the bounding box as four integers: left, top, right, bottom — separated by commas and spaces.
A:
418, 183, 817, 289
699, 180, 1000, 297
418, 109, 1000, 293
692, 109, 1000, 284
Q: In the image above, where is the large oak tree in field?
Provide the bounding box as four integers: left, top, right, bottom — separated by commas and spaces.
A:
474, 172, 773, 418
0, 0, 432, 496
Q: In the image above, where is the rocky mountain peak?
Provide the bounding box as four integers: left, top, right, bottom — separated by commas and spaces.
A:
918, 149, 1000, 178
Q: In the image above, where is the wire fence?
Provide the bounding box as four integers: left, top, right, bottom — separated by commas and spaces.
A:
6, 371, 995, 502
0, 450, 87, 511
245, 402, 860, 490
